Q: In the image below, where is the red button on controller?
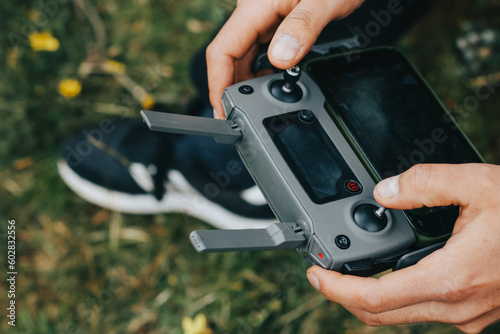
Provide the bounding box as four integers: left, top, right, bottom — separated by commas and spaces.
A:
345, 180, 362, 193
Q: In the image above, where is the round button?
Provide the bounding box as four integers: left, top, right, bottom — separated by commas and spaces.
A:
298, 109, 315, 123
238, 85, 254, 95
353, 204, 388, 232
345, 180, 362, 193
335, 235, 351, 249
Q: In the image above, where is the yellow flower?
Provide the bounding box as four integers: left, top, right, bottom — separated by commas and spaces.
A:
186, 19, 212, 34
29, 31, 59, 52
28, 10, 41, 23
228, 281, 243, 291
268, 299, 282, 312
141, 94, 155, 109
58, 79, 82, 99
182, 313, 212, 334
105, 59, 126, 74
167, 274, 178, 287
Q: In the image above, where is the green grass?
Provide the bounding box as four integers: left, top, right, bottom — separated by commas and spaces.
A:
1, 0, 500, 333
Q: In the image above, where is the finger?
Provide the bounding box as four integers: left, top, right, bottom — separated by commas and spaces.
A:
345, 299, 500, 330
373, 163, 495, 210
308, 242, 498, 324
455, 306, 500, 334
345, 302, 455, 327
268, 0, 364, 68
344, 304, 444, 327
207, 1, 281, 118
306, 254, 445, 313
256, 68, 275, 77
234, 44, 261, 84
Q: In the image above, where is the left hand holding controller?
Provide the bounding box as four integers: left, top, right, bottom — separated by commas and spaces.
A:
307, 163, 500, 334
206, 0, 365, 119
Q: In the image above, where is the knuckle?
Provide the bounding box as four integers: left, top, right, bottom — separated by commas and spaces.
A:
445, 310, 477, 326
455, 322, 485, 334
439, 278, 472, 303
285, 8, 316, 32
444, 299, 494, 327
363, 295, 385, 314
205, 43, 217, 62
407, 164, 435, 193
359, 313, 384, 327
272, 0, 300, 16
401, 164, 440, 206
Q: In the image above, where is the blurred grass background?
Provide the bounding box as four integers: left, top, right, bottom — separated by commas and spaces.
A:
1, 0, 500, 333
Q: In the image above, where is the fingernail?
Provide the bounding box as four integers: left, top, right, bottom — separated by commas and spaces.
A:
213, 108, 223, 119
271, 34, 300, 61
375, 175, 400, 199
307, 272, 320, 290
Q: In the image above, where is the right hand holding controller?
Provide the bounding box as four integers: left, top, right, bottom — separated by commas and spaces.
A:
205, 1, 500, 330
307, 163, 500, 333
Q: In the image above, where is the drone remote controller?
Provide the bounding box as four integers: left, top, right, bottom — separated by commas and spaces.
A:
141, 47, 482, 276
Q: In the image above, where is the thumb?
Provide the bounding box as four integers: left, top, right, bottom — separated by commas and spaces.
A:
373, 163, 489, 210
268, 0, 363, 68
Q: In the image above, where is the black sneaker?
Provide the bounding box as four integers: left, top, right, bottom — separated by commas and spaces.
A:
57, 101, 276, 229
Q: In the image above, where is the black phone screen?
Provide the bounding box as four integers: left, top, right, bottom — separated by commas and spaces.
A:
307, 48, 481, 178
307, 48, 482, 237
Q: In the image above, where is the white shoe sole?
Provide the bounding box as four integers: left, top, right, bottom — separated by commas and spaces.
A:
57, 160, 276, 230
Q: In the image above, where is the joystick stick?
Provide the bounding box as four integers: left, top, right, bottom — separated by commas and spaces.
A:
270, 66, 303, 103
353, 204, 388, 232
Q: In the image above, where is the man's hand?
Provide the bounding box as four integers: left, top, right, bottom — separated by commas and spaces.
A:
207, 0, 364, 118
307, 163, 500, 333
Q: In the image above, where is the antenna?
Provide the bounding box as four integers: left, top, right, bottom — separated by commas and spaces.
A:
190, 223, 306, 253
140, 110, 242, 144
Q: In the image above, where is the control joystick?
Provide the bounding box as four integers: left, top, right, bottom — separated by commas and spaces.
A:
353, 204, 388, 232
270, 66, 303, 103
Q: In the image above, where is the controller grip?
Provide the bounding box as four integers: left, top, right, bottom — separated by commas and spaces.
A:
394, 241, 446, 270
